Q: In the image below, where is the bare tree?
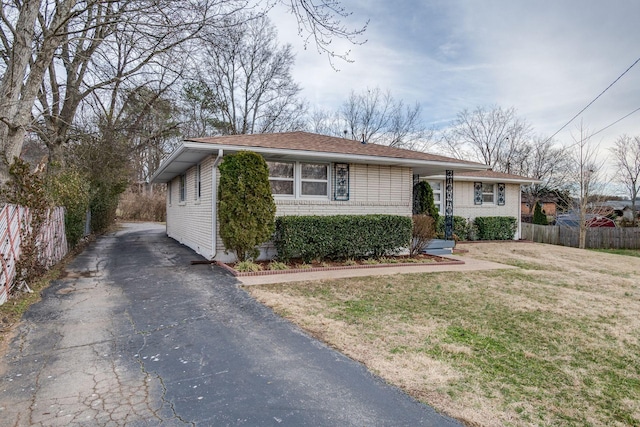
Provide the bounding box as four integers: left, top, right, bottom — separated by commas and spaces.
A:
519, 136, 571, 212
33, 0, 234, 174
0, 0, 77, 183
311, 87, 432, 150
610, 134, 640, 225
0, 0, 366, 184
188, 14, 307, 135
567, 124, 607, 249
442, 105, 533, 171
281, 0, 368, 67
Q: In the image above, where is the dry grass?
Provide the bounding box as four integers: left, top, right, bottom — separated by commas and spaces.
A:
246, 242, 640, 426
117, 188, 166, 222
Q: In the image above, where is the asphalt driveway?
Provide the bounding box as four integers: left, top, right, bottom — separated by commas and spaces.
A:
0, 222, 461, 426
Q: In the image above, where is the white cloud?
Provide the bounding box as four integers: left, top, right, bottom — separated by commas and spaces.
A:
269, 0, 640, 179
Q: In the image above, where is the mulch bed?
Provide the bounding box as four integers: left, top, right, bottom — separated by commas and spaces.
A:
217, 254, 465, 277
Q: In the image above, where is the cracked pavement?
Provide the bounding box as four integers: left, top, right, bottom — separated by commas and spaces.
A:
0, 222, 461, 426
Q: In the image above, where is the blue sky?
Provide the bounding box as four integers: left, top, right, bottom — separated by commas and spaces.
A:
271, 0, 640, 166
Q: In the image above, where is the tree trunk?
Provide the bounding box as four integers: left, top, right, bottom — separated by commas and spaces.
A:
0, 0, 77, 184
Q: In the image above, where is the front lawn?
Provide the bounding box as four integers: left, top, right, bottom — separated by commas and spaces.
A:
591, 248, 640, 258
246, 242, 640, 426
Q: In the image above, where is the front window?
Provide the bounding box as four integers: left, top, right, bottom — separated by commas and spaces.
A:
301, 163, 328, 196
267, 161, 329, 198
268, 161, 294, 195
482, 183, 494, 204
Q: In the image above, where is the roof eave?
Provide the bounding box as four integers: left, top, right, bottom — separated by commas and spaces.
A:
151, 141, 490, 183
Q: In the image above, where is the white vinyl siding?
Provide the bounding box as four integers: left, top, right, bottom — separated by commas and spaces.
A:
166, 157, 216, 259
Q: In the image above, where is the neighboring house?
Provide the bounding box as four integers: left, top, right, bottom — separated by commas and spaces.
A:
150, 132, 534, 261
521, 195, 558, 218
421, 170, 539, 240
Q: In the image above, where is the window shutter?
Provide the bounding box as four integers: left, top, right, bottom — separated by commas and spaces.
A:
474, 182, 483, 205
333, 163, 349, 201
497, 183, 506, 206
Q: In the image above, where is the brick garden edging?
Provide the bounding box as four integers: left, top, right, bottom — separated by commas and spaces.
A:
217, 256, 465, 277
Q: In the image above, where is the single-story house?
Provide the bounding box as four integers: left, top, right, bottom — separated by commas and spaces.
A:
150, 132, 537, 261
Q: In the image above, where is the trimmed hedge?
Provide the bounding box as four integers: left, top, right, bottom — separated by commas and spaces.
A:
474, 216, 517, 240
274, 215, 412, 262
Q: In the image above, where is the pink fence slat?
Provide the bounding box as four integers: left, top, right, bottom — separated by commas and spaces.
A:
0, 204, 68, 306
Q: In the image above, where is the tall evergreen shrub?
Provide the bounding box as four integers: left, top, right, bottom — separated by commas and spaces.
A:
218, 151, 276, 261
533, 201, 548, 225
413, 181, 439, 221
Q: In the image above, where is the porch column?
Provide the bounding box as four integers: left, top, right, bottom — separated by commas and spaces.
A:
412, 174, 419, 214
445, 170, 454, 240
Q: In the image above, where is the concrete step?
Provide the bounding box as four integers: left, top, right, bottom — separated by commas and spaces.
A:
423, 248, 454, 256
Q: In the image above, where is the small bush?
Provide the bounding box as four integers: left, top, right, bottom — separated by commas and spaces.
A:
410, 214, 435, 257
474, 216, 517, 240
268, 261, 289, 271
274, 215, 412, 262
436, 216, 471, 240
235, 260, 263, 272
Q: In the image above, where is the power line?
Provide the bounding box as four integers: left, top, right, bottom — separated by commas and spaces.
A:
544, 56, 640, 143
590, 105, 640, 138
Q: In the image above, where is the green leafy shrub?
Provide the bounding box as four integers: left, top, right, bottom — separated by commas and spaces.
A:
218, 151, 276, 261
274, 215, 412, 262
90, 180, 127, 234
436, 216, 471, 240
49, 169, 91, 247
474, 216, 517, 240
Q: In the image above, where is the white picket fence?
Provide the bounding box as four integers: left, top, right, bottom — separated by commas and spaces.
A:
0, 204, 67, 305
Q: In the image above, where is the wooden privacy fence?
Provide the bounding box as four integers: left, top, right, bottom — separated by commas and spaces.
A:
0, 204, 67, 305
521, 223, 640, 249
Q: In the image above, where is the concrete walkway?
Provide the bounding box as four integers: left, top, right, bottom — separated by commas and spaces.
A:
0, 223, 463, 426
239, 254, 514, 286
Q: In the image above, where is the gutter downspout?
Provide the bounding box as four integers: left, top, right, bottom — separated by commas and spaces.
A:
211, 149, 223, 259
